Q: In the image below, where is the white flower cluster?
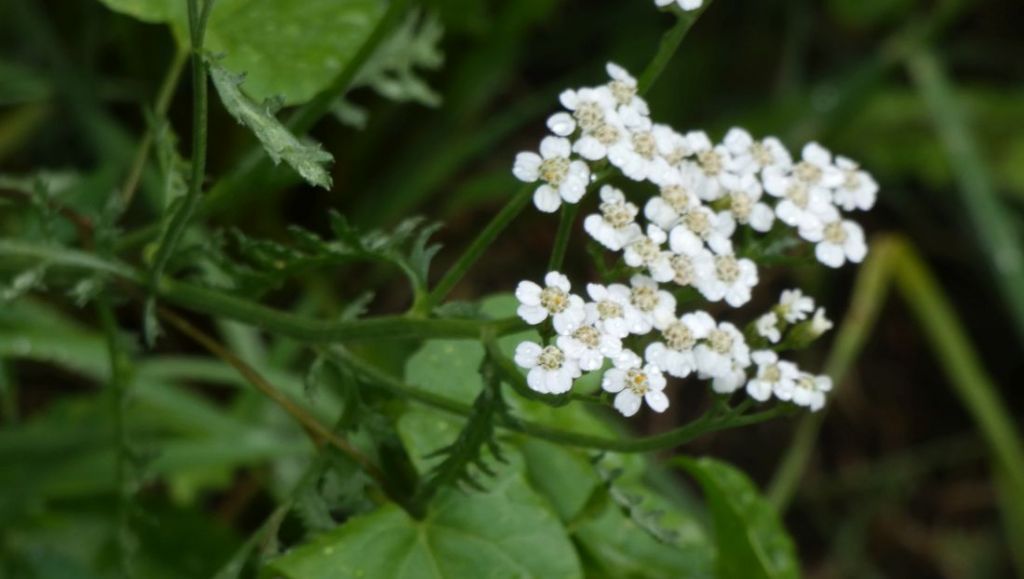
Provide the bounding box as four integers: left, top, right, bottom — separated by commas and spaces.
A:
510, 63, 873, 417
515, 276, 834, 415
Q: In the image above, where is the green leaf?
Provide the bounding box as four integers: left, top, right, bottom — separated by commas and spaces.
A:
97, 0, 387, 105
264, 467, 582, 578
676, 457, 799, 579
208, 60, 334, 189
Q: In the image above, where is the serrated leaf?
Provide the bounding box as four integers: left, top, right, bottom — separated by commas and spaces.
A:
208, 60, 334, 189
97, 0, 386, 106
412, 366, 507, 505
676, 457, 799, 579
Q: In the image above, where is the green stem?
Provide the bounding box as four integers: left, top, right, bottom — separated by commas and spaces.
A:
420, 182, 534, 312
638, 1, 713, 95
120, 46, 189, 208
548, 202, 580, 273
0, 240, 527, 343
335, 347, 793, 453
146, 0, 214, 320
96, 298, 134, 576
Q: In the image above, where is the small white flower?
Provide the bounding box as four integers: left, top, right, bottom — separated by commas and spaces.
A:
668, 205, 735, 255
687, 131, 732, 197
584, 185, 643, 251
602, 350, 669, 417
654, 0, 703, 11
608, 123, 672, 182
623, 225, 674, 282
558, 86, 615, 134
585, 283, 638, 339
764, 169, 835, 230
720, 172, 774, 232
747, 350, 799, 402
792, 372, 833, 411
644, 164, 707, 230
573, 108, 630, 162
556, 323, 621, 372
792, 142, 844, 189
515, 341, 581, 394
695, 321, 750, 379
756, 312, 781, 344
724, 128, 792, 176
778, 289, 814, 323
652, 123, 694, 167
833, 156, 878, 212
604, 62, 650, 118
516, 271, 587, 334
802, 216, 868, 268
810, 307, 833, 337
513, 136, 591, 213
645, 310, 716, 378
696, 252, 758, 308
626, 275, 677, 334
666, 244, 714, 289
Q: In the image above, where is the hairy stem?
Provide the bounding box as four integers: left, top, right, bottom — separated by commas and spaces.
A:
0, 240, 526, 343
146, 0, 215, 330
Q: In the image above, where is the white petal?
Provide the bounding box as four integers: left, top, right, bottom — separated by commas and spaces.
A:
533, 185, 561, 213
512, 152, 541, 182
515, 280, 542, 305
540, 135, 571, 159
546, 112, 575, 137
645, 390, 669, 413
614, 391, 642, 417
517, 304, 548, 325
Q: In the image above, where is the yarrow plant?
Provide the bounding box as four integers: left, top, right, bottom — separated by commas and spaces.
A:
511, 54, 877, 417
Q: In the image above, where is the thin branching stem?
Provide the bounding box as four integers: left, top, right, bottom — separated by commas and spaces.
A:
638, 2, 714, 95
120, 46, 189, 208
0, 240, 527, 343
156, 306, 399, 499
547, 202, 580, 273
333, 347, 793, 453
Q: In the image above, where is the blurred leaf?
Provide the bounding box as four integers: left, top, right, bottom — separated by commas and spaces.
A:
264, 465, 582, 579
333, 10, 444, 128
676, 457, 798, 579
96, 0, 387, 105
340, 10, 445, 120
209, 60, 334, 189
